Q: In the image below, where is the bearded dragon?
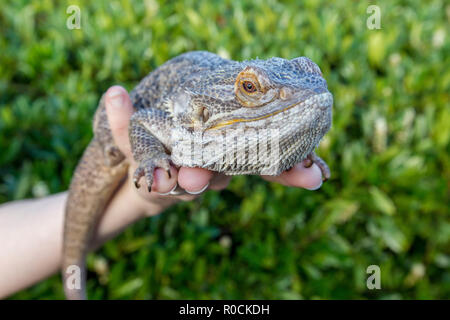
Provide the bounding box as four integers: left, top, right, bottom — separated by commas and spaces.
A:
62, 51, 333, 299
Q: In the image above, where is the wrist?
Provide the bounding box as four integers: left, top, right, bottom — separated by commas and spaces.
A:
90, 177, 163, 249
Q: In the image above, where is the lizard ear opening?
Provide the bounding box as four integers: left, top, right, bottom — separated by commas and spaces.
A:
201, 106, 210, 122
234, 66, 267, 107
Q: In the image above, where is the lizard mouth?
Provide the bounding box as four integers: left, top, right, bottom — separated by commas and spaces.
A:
206, 92, 332, 130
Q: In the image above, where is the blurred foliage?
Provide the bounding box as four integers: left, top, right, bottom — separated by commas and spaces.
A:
1, 0, 449, 299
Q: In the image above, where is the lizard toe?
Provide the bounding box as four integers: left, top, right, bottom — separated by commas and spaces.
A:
154, 158, 171, 179
133, 166, 145, 189
306, 152, 331, 181
134, 156, 171, 192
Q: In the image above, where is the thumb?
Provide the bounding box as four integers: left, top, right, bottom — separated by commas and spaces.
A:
104, 86, 134, 159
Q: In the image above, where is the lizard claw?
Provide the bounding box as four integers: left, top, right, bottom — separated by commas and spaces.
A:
133, 156, 171, 192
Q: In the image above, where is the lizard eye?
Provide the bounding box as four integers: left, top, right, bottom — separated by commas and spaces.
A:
235, 66, 269, 107
242, 81, 256, 93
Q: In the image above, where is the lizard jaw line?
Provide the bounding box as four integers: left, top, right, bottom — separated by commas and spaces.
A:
206, 92, 332, 130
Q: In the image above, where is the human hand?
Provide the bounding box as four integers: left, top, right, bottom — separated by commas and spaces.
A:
104, 86, 324, 217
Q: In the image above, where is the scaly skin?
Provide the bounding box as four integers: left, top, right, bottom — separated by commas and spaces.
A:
62, 51, 333, 299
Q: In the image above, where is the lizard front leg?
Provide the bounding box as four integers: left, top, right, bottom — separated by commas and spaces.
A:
129, 108, 173, 192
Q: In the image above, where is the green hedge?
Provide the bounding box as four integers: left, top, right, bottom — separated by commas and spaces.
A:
1, 0, 449, 299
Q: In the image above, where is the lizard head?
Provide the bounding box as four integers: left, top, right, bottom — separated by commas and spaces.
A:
170, 56, 333, 174
177, 56, 332, 131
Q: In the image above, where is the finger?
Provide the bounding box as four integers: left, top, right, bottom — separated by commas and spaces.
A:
178, 167, 213, 194
152, 166, 178, 194
131, 165, 178, 197
262, 160, 323, 190
209, 173, 232, 190
104, 86, 134, 159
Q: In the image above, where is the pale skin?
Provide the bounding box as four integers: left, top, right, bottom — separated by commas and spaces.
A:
0, 86, 324, 299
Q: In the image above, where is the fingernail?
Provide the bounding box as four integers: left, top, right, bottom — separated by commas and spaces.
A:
305, 180, 323, 191
156, 182, 178, 196
186, 182, 209, 195
108, 89, 123, 108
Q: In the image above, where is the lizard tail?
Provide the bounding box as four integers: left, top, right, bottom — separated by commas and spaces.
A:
62, 138, 127, 300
